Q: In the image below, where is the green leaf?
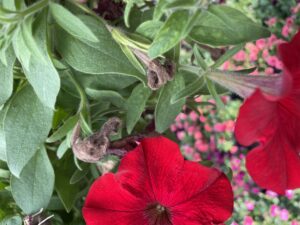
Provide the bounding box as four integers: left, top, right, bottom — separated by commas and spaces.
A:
126, 83, 152, 134
4, 85, 53, 177
86, 88, 126, 108
171, 77, 205, 103
11, 146, 54, 214
212, 44, 244, 69
155, 74, 185, 133
205, 78, 225, 109
21, 16, 47, 64
55, 154, 79, 213
69, 168, 89, 185
0, 107, 8, 162
153, 0, 198, 20
0, 216, 22, 225
56, 15, 146, 84
50, 2, 98, 43
56, 139, 69, 159
149, 10, 190, 59
0, 46, 15, 106
12, 29, 31, 70
47, 115, 79, 143
190, 5, 270, 46
22, 12, 60, 109
136, 20, 163, 39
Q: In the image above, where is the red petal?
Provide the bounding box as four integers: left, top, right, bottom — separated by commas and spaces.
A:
83, 208, 148, 225
278, 30, 300, 76
235, 89, 278, 146
246, 133, 300, 194
117, 136, 184, 204
171, 162, 233, 224
83, 173, 148, 225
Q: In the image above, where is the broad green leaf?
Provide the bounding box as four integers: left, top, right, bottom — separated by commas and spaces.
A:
50, 2, 98, 43
0, 46, 15, 106
47, 115, 79, 143
149, 10, 190, 59
4, 85, 53, 177
11, 146, 54, 214
126, 84, 152, 134
55, 154, 79, 212
0, 107, 8, 162
12, 29, 31, 70
155, 74, 185, 133
153, 0, 198, 20
86, 88, 126, 108
136, 20, 163, 39
21, 16, 46, 64
190, 5, 270, 46
56, 16, 146, 83
22, 12, 60, 109
0, 216, 22, 225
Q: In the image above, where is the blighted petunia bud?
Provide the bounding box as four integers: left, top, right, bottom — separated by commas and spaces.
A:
71, 117, 122, 163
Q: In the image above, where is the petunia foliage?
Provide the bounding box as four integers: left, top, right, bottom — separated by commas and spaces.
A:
0, 0, 296, 224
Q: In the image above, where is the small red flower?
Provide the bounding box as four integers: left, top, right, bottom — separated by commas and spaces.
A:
83, 136, 233, 225
235, 31, 300, 194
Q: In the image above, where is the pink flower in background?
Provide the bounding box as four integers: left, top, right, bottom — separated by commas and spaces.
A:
199, 115, 206, 123
270, 204, 280, 217
265, 67, 274, 75
256, 39, 266, 49
214, 123, 226, 132
189, 111, 198, 121
246, 43, 260, 61
292, 220, 300, 225
243, 216, 254, 225
204, 124, 212, 132
280, 209, 289, 221
262, 49, 270, 60
266, 17, 277, 26
245, 201, 255, 211
183, 145, 194, 155
231, 222, 239, 225
230, 146, 238, 154
234, 50, 247, 61
192, 152, 201, 161
266, 55, 279, 67
282, 24, 291, 37
266, 190, 278, 198
177, 131, 185, 141
286, 17, 294, 26
285, 190, 294, 200
194, 131, 202, 140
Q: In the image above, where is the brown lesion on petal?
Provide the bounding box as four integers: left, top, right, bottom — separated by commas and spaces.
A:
71, 117, 122, 163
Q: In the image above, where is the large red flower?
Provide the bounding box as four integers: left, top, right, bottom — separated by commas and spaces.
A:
83, 136, 233, 225
235, 31, 300, 194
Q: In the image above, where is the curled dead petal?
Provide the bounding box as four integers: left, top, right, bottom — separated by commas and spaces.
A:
71, 117, 122, 163
207, 70, 291, 99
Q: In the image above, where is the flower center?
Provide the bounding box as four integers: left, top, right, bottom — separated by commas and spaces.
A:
145, 203, 172, 225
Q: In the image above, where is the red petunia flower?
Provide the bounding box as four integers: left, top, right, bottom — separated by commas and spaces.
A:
235, 31, 300, 194
83, 136, 233, 225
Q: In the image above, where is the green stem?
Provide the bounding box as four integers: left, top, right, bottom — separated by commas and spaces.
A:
20, 0, 49, 17
66, 71, 91, 127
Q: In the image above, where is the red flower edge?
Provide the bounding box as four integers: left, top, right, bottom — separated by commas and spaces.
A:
83, 136, 233, 225
235, 30, 300, 194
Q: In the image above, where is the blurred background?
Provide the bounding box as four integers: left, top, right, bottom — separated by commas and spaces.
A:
172, 0, 300, 224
